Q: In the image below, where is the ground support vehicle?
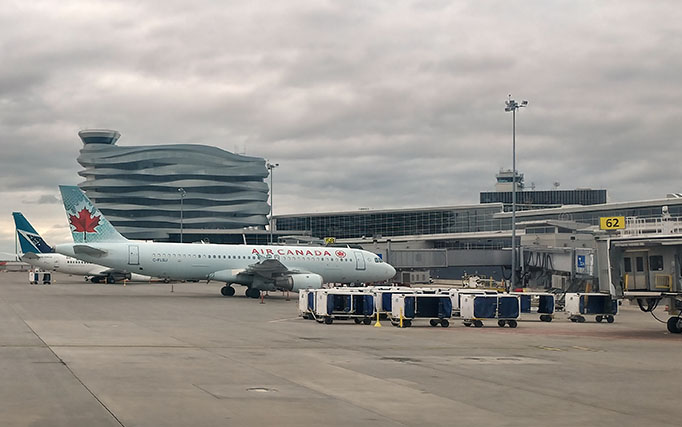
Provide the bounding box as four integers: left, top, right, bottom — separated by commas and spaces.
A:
390, 294, 453, 328
28, 270, 51, 285
460, 294, 520, 328
298, 289, 317, 319
444, 288, 499, 318
312, 289, 375, 325
512, 292, 555, 322
565, 292, 618, 323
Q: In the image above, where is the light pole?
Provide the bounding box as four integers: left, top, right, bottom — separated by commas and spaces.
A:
178, 187, 186, 243
266, 162, 279, 244
504, 95, 528, 290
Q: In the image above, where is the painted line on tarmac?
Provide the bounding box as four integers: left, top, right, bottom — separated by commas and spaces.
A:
268, 317, 301, 323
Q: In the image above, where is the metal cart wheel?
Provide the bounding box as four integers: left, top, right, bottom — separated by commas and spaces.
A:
324, 317, 333, 325
497, 319, 506, 327
577, 316, 586, 323
354, 318, 362, 324
596, 315, 603, 323
473, 320, 483, 328
429, 319, 438, 327
508, 320, 518, 328
463, 321, 472, 327
363, 318, 372, 325
440, 319, 449, 328
606, 315, 615, 323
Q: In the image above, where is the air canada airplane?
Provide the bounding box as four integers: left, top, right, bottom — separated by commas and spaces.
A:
13, 212, 152, 283
55, 186, 396, 297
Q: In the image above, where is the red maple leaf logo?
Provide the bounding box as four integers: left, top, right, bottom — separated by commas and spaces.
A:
69, 208, 100, 236
335, 250, 346, 258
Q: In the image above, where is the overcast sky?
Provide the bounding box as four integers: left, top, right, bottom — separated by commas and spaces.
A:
1, 0, 681, 255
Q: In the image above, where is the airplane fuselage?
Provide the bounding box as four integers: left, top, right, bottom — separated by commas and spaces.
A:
23, 253, 103, 276
21, 252, 151, 282
55, 242, 395, 289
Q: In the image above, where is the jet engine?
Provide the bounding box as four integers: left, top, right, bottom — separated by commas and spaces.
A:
274, 273, 323, 292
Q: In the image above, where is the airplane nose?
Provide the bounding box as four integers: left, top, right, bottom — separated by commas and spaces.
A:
386, 263, 396, 278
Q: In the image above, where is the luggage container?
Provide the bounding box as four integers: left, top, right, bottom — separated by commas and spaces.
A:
373, 287, 418, 316
390, 294, 453, 327
313, 289, 375, 325
460, 294, 520, 328
511, 292, 555, 322
565, 293, 618, 323
298, 289, 317, 320
28, 270, 51, 285
445, 289, 498, 317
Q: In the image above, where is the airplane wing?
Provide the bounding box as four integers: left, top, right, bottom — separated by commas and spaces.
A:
87, 266, 118, 276
240, 258, 309, 280
73, 245, 108, 257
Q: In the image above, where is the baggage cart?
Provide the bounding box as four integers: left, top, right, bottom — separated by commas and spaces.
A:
313, 289, 375, 325
445, 289, 498, 317
511, 292, 555, 322
460, 294, 520, 328
373, 287, 418, 316
565, 293, 618, 323
298, 289, 317, 320
390, 294, 453, 327
28, 270, 52, 285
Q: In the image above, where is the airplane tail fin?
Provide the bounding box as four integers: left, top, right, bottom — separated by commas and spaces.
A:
12, 212, 53, 254
58, 185, 128, 243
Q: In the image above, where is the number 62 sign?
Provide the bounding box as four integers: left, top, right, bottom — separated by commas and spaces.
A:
600, 216, 625, 230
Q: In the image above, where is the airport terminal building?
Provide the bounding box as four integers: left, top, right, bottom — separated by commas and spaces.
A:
74, 131, 682, 289
77, 130, 271, 242
274, 196, 682, 287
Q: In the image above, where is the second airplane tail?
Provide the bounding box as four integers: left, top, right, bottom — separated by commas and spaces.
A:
12, 212, 53, 254
59, 185, 128, 243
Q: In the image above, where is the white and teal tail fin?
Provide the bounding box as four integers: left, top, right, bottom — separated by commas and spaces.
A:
59, 185, 128, 243
12, 212, 54, 254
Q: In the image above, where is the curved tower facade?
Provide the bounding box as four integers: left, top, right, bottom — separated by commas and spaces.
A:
77, 129, 270, 242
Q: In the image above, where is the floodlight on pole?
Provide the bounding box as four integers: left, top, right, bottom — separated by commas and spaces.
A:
178, 188, 186, 243
504, 95, 528, 291
266, 162, 279, 244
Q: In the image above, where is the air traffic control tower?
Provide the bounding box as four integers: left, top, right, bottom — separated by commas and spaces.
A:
76, 129, 270, 242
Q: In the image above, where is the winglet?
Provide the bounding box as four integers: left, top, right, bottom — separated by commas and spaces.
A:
12, 212, 53, 254
58, 186, 128, 243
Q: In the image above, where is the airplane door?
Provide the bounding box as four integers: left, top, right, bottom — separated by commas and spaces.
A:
354, 251, 366, 271
128, 245, 139, 265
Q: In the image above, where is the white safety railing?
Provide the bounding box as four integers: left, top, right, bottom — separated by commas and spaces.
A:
620, 217, 682, 237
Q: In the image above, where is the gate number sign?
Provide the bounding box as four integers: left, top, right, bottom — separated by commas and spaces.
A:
599, 216, 625, 230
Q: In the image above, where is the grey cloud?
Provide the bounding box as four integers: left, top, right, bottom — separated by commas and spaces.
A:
1, 0, 682, 253
24, 194, 62, 205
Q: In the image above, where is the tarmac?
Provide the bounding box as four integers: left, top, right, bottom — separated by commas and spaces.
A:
0, 271, 680, 427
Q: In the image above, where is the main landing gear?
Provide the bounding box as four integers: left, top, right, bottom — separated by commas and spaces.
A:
245, 287, 261, 299
667, 317, 682, 334
219, 285, 261, 298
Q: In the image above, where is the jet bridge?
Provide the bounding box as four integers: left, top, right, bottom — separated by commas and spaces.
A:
600, 216, 682, 333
